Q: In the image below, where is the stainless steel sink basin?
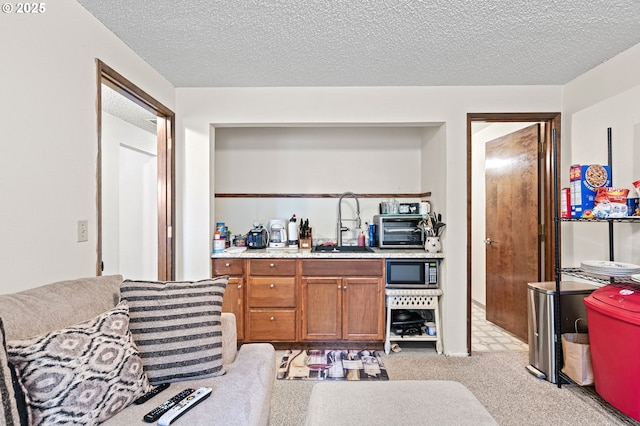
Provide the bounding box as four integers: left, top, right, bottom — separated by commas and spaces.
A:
311, 245, 374, 253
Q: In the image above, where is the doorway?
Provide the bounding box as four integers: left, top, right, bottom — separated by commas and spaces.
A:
96, 60, 175, 281
467, 113, 560, 352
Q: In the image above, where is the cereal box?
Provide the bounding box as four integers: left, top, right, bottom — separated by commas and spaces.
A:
570, 164, 612, 218
560, 187, 571, 218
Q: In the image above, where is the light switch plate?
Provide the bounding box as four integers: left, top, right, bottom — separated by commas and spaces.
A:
77, 220, 88, 242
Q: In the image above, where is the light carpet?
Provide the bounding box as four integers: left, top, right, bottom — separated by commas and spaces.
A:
270, 349, 639, 425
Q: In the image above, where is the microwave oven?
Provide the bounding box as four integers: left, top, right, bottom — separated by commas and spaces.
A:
385, 259, 439, 289
373, 214, 424, 249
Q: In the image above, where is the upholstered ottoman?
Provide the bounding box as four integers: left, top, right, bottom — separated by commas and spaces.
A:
305, 380, 498, 425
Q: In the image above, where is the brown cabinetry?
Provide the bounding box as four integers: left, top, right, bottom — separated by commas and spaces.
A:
212, 257, 385, 344
212, 259, 245, 341
300, 259, 384, 341
246, 259, 297, 342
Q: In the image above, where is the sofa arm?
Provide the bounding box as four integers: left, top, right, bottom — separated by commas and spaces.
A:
221, 312, 238, 366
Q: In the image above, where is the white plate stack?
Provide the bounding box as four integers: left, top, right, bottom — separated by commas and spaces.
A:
580, 260, 640, 276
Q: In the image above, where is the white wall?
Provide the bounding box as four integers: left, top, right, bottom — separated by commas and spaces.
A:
101, 112, 157, 280
562, 43, 640, 269
176, 86, 563, 355
0, 1, 174, 292
118, 146, 158, 280
214, 126, 426, 243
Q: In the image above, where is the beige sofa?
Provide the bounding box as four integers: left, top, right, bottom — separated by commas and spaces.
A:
0, 275, 275, 426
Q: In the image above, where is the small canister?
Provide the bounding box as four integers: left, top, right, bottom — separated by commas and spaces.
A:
213, 237, 225, 253
419, 201, 431, 215
368, 224, 376, 247
426, 322, 436, 336
627, 197, 639, 216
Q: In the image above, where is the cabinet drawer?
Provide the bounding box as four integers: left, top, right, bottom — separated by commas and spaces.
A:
212, 258, 244, 276
248, 277, 296, 307
301, 259, 383, 276
249, 259, 296, 276
248, 309, 296, 341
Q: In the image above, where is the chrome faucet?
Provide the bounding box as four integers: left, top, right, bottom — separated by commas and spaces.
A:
337, 191, 361, 246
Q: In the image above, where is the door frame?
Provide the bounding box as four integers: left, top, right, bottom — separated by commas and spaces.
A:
96, 60, 176, 280
466, 112, 561, 353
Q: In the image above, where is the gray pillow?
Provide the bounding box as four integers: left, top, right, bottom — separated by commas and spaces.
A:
6, 301, 150, 426
120, 277, 228, 385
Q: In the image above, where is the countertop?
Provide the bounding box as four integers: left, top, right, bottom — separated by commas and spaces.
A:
211, 247, 444, 259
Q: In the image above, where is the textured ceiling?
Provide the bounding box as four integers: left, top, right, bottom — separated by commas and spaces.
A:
78, 0, 640, 87
102, 84, 157, 134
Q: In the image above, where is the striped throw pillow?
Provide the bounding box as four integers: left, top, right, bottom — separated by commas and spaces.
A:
120, 277, 229, 385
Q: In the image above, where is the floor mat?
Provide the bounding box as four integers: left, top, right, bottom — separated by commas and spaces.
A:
276, 349, 389, 381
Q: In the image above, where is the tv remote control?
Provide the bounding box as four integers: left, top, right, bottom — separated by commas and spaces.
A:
157, 387, 212, 426
142, 388, 195, 423
134, 383, 170, 405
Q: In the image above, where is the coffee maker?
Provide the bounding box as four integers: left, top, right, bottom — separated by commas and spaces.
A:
268, 219, 287, 248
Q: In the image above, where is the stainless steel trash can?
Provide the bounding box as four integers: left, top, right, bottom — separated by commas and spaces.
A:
526, 281, 595, 383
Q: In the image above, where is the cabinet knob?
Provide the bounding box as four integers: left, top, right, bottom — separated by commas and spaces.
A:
269, 263, 275, 268
270, 283, 275, 289
270, 316, 275, 321
237, 285, 242, 289
225, 262, 230, 267
338, 285, 342, 289
343, 286, 347, 291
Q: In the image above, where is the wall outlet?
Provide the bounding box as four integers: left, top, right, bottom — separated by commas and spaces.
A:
77, 220, 88, 242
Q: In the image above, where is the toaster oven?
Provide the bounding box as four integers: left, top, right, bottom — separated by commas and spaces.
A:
373, 214, 424, 249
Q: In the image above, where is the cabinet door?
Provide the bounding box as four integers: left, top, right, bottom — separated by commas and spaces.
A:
221, 276, 244, 341
342, 277, 384, 340
301, 277, 342, 340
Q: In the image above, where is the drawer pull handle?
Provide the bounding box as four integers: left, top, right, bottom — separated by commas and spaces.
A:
270, 316, 275, 321
225, 262, 230, 267
270, 284, 275, 289
270, 263, 275, 268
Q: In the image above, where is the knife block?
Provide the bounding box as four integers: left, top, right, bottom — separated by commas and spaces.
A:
299, 228, 312, 249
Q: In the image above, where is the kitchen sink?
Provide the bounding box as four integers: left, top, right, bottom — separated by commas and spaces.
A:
311, 245, 374, 253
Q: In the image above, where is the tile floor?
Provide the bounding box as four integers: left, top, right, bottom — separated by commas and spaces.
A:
471, 302, 529, 352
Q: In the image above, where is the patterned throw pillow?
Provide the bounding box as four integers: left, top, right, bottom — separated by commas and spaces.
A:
6, 301, 150, 426
120, 277, 229, 385
0, 318, 21, 426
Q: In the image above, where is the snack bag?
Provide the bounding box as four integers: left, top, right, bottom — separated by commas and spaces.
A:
592, 187, 629, 218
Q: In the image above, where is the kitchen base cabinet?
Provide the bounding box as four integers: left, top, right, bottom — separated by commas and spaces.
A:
247, 259, 297, 342
212, 257, 385, 344
300, 259, 385, 342
221, 276, 245, 341
343, 277, 384, 340
301, 277, 342, 340
212, 259, 245, 341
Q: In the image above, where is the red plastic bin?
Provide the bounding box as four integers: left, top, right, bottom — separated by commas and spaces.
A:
583, 284, 640, 421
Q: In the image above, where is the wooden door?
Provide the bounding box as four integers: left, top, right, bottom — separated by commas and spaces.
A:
485, 124, 541, 341
301, 277, 342, 340
342, 277, 384, 340
221, 276, 244, 341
